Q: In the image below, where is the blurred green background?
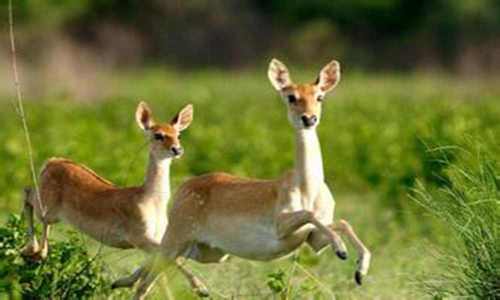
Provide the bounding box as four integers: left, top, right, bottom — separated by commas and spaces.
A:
2, 0, 500, 70
0, 1, 499, 299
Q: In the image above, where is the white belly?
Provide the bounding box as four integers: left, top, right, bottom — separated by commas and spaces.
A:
199, 216, 312, 261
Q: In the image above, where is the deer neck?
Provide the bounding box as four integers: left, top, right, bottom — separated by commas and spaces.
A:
294, 128, 324, 201
143, 153, 172, 205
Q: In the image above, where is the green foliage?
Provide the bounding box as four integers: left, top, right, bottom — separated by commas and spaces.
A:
413, 143, 500, 299
266, 269, 287, 295
0, 214, 115, 299
1, 72, 498, 222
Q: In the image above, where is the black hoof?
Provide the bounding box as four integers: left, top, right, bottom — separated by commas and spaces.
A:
336, 250, 348, 260
355, 271, 362, 286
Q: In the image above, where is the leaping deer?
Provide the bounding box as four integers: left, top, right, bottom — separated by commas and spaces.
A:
128, 59, 371, 299
21, 101, 193, 271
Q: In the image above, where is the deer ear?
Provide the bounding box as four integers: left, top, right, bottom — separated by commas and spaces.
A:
171, 104, 193, 131
268, 58, 293, 91
315, 60, 341, 93
135, 101, 155, 130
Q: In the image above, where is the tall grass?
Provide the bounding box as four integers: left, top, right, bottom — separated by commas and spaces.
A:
412, 142, 499, 299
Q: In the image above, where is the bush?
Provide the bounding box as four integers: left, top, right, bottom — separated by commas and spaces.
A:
412, 143, 499, 299
0, 214, 115, 299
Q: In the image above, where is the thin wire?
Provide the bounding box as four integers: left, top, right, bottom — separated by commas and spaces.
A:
8, 0, 45, 216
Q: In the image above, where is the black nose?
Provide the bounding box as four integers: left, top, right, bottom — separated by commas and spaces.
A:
301, 115, 318, 127
171, 146, 183, 156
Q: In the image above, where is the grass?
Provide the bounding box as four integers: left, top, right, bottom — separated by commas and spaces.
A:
413, 143, 499, 299
0, 69, 498, 299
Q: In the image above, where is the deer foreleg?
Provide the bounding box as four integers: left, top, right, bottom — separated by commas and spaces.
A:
277, 211, 347, 259
21, 188, 40, 257
306, 225, 348, 259
332, 219, 371, 285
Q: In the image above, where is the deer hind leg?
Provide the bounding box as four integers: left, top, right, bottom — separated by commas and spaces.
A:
175, 257, 209, 298
112, 266, 144, 289
175, 243, 229, 298
112, 247, 167, 289
277, 211, 347, 260
332, 219, 371, 285
110, 237, 162, 289
134, 252, 181, 300
131, 244, 221, 298
112, 265, 148, 289
21, 188, 41, 257
133, 233, 190, 300
133, 259, 162, 300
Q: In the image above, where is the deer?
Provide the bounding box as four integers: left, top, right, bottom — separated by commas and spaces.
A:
20, 101, 200, 288
126, 59, 372, 299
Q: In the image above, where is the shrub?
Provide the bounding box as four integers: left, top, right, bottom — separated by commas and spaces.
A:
0, 214, 115, 299
266, 269, 287, 295
412, 144, 499, 299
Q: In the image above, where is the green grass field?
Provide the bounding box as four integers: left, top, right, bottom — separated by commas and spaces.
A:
0, 69, 498, 299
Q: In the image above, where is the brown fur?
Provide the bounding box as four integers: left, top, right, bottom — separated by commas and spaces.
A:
21, 102, 193, 259
149, 124, 180, 151
33, 158, 147, 248
283, 84, 323, 118
129, 60, 370, 300
171, 172, 279, 217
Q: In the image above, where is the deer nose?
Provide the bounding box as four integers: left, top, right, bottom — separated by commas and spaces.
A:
171, 146, 184, 156
301, 115, 318, 127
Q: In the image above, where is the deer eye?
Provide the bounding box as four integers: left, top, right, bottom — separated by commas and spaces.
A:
287, 95, 297, 104
317, 95, 324, 102
153, 133, 164, 141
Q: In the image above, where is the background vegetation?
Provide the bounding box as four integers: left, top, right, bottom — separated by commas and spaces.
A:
0, 1, 499, 299
0, 69, 499, 299
1, 0, 500, 71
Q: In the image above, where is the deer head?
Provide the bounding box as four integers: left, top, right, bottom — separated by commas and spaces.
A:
136, 102, 193, 160
268, 59, 340, 130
